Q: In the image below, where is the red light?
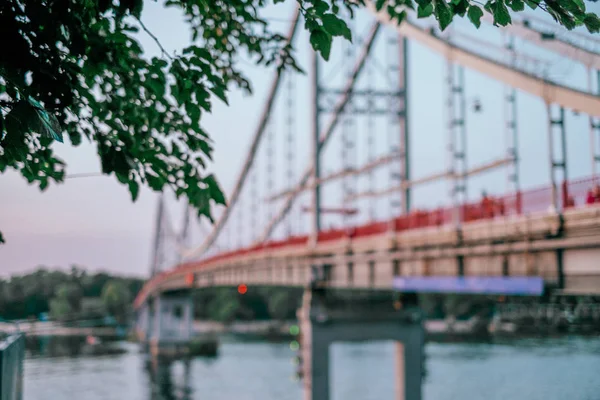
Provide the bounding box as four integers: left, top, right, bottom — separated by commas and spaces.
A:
238, 284, 247, 295
185, 273, 194, 287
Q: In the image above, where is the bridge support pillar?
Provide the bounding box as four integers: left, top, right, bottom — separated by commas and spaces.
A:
297, 289, 423, 400
146, 292, 194, 359
135, 302, 152, 343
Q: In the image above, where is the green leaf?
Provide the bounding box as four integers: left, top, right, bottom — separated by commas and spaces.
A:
451, 0, 469, 17
0, 231, 4, 244
129, 180, 140, 201
524, 0, 537, 9
571, 0, 585, 12
2, 101, 34, 159
418, 3, 434, 18
146, 173, 164, 191
322, 14, 352, 41
204, 174, 226, 205
583, 13, 600, 33
68, 129, 82, 146
147, 79, 165, 98
116, 171, 129, 184
509, 0, 525, 12
375, 0, 387, 11
394, 10, 407, 25
561, 0, 585, 18
209, 85, 228, 105
467, 4, 484, 27
558, 14, 576, 30
309, 29, 332, 61
188, 104, 201, 127
130, 0, 144, 18
28, 97, 63, 143
312, 0, 329, 15
434, 0, 453, 31
492, 0, 511, 26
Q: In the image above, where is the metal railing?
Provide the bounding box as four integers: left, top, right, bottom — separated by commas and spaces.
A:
0, 334, 25, 400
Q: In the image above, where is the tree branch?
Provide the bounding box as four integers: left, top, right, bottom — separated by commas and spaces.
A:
136, 17, 173, 60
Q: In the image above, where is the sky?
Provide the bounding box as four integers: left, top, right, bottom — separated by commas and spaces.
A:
1, 1, 599, 278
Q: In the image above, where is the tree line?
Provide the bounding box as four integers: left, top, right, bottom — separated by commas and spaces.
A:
0, 267, 143, 323
0, 267, 304, 324
0, 266, 514, 325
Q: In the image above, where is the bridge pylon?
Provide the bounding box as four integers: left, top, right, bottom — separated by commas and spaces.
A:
136, 291, 194, 359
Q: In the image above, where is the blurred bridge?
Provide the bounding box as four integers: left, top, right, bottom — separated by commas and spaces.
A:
133, 5, 600, 400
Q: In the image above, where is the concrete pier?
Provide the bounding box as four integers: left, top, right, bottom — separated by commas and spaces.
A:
137, 291, 194, 359
297, 288, 424, 400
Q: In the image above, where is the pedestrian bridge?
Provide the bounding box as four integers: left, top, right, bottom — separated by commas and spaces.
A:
135, 190, 600, 308
133, 6, 600, 399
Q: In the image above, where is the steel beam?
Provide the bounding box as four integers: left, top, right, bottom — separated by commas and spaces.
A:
547, 104, 568, 209
311, 47, 322, 245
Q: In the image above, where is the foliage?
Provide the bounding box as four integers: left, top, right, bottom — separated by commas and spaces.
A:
0, 267, 143, 321
0, 267, 512, 324
261, 287, 300, 320
207, 288, 241, 323
383, 0, 600, 32
1, 1, 597, 244
49, 283, 84, 320
193, 286, 302, 322
101, 280, 133, 323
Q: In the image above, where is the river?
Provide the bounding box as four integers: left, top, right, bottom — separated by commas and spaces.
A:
23, 336, 600, 400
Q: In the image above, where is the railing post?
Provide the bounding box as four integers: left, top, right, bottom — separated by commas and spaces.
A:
516, 191, 523, 215
547, 104, 567, 211
561, 181, 569, 209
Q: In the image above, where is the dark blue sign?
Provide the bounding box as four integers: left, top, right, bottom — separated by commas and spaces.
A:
393, 276, 544, 295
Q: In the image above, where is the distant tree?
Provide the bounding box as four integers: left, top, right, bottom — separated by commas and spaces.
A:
49, 282, 84, 320
1, 0, 597, 244
101, 280, 132, 323
267, 290, 297, 321
0, 268, 143, 320
208, 289, 241, 323
48, 297, 73, 321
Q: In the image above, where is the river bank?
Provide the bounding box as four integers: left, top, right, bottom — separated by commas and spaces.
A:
192, 315, 600, 342
4, 301, 599, 340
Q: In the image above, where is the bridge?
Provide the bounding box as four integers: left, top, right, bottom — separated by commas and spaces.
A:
133, 5, 600, 400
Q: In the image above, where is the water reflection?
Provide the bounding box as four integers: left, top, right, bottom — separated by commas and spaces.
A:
145, 358, 192, 400
25, 336, 125, 359
26, 336, 196, 400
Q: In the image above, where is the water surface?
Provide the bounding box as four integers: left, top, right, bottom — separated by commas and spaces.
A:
24, 336, 600, 400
